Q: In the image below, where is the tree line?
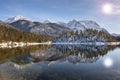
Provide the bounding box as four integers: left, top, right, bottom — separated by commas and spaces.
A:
0, 23, 52, 42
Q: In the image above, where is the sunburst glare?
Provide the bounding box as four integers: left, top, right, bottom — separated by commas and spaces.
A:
103, 58, 113, 68
102, 3, 113, 14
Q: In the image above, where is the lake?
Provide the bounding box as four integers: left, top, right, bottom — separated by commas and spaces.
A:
0, 45, 120, 80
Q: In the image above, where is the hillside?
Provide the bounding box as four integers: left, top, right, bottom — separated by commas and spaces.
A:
0, 21, 52, 42
10, 20, 70, 37
53, 29, 117, 43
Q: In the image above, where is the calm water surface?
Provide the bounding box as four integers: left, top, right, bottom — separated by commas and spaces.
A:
0, 45, 120, 80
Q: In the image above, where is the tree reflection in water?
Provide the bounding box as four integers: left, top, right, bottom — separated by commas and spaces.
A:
0, 45, 119, 80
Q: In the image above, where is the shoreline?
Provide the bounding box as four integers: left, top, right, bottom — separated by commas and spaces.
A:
0, 41, 52, 48
52, 42, 120, 45
0, 41, 120, 48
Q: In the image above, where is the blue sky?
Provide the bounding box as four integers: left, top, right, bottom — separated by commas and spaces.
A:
0, 0, 120, 33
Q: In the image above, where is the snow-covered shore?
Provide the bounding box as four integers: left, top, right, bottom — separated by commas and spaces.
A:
0, 41, 52, 48
0, 41, 120, 48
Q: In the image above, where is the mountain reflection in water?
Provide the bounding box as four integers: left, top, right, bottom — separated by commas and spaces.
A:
0, 45, 120, 80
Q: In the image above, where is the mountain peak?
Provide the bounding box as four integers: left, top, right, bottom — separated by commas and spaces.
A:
67, 19, 85, 30
6, 15, 32, 23
43, 19, 53, 23
67, 20, 102, 30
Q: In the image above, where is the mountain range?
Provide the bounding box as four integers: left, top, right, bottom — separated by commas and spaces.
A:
7, 16, 108, 36
10, 20, 70, 37
6, 16, 106, 31
0, 15, 119, 42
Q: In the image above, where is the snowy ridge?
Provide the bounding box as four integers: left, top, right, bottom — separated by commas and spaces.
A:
79, 20, 101, 30
6, 16, 33, 23
5, 15, 111, 37
6, 15, 105, 31
67, 20, 85, 30
67, 20, 102, 30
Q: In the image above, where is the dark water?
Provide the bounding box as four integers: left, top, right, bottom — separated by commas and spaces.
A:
0, 45, 120, 80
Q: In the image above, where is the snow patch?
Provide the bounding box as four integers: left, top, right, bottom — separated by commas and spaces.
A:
6, 15, 33, 23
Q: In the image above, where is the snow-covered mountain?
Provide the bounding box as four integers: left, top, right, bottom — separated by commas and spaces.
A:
67, 20, 85, 30
79, 20, 101, 30
4, 15, 113, 38
58, 20, 108, 33
6, 16, 106, 31
67, 20, 102, 30
6, 16, 32, 23
4, 16, 109, 32
10, 20, 70, 37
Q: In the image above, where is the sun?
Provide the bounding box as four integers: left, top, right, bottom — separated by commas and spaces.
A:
102, 3, 113, 14
103, 58, 113, 68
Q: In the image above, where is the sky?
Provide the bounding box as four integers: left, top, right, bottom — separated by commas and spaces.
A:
0, 0, 120, 34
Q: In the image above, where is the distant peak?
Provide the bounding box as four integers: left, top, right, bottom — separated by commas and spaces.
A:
14, 15, 26, 19
6, 15, 33, 23
43, 18, 53, 23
